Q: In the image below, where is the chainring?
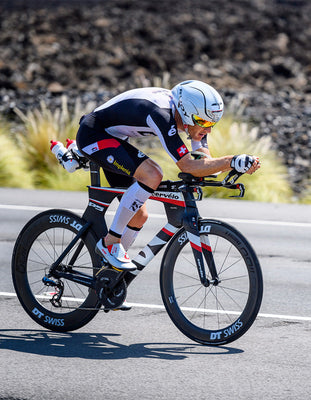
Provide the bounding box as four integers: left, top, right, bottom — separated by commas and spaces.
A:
95, 268, 127, 309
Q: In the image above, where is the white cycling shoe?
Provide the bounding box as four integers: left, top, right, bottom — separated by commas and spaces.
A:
95, 239, 136, 271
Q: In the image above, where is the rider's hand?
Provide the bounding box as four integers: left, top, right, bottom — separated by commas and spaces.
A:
231, 154, 260, 174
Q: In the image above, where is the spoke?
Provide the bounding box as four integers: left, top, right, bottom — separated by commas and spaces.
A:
27, 263, 48, 272
217, 285, 247, 311
189, 286, 212, 321
175, 270, 199, 282
32, 284, 47, 297
43, 231, 59, 261
210, 287, 235, 325
29, 245, 52, 268
203, 287, 207, 328
28, 278, 45, 286
178, 285, 204, 307
62, 228, 65, 254
213, 236, 219, 253
27, 228, 93, 311
74, 248, 91, 264
181, 253, 196, 268
65, 278, 87, 299
175, 283, 202, 291
64, 231, 77, 266
220, 274, 248, 282
219, 285, 249, 296
53, 229, 57, 260
218, 243, 233, 275
218, 257, 243, 276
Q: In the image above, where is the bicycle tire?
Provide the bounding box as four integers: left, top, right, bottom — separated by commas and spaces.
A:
160, 219, 263, 345
12, 209, 102, 332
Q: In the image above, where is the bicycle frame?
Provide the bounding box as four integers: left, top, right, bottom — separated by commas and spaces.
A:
48, 162, 219, 290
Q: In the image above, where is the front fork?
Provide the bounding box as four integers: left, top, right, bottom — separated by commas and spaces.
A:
201, 234, 220, 285
182, 189, 219, 286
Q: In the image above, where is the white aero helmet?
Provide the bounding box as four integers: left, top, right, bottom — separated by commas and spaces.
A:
171, 80, 224, 126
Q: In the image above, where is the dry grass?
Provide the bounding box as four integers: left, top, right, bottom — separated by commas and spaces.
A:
0, 122, 33, 188
0, 97, 304, 203
205, 117, 293, 202
14, 96, 94, 190
299, 184, 311, 204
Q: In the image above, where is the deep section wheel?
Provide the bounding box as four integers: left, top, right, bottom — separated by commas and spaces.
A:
160, 219, 263, 345
12, 209, 101, 332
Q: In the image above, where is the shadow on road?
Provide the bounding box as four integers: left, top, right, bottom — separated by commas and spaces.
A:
0, 329, 243, 360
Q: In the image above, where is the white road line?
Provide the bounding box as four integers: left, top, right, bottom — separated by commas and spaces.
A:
0, 204, 83, 214
1, 292, 310, 322
1, 204, 311, 228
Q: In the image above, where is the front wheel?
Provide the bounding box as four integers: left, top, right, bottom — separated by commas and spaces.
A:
12, 209, 102, 332
160, 219, 263, 345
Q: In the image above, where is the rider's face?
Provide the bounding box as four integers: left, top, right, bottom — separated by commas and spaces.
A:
187, 124, 212, 141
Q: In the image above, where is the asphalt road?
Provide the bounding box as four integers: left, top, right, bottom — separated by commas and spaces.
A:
0, 187, 310, 400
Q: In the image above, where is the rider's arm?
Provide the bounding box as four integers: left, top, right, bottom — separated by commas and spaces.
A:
177, 152, 261, 176
176, 152, 233, 177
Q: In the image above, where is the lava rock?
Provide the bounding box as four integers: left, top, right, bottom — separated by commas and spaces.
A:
0, 0, 310, 193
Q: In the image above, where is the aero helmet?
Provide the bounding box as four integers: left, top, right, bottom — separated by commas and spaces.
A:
171, 80, 224, 126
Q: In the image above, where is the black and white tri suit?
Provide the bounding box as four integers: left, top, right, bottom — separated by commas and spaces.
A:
76, 87, 207, 188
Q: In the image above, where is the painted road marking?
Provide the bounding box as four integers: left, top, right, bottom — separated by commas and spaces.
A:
1, 292, 310, 322
1, 204, 311, 228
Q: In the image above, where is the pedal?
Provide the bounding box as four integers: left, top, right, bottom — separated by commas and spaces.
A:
104, 303, 132, 313
114, 303, 132, 311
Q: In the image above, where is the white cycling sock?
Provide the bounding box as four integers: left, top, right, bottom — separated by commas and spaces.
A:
121, 225, 141, 251
109, 181, 153, 238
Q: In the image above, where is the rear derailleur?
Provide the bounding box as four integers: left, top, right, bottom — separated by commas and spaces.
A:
42, 276, 64, 307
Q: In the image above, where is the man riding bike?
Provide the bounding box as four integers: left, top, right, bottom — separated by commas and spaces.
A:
76, 80, 261, 271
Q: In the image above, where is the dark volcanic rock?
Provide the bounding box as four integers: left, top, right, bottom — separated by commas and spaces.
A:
0, 0, 310, 193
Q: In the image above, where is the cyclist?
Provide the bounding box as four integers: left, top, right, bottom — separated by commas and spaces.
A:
76, 80, 261, 271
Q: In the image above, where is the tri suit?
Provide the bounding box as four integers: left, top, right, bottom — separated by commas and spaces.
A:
76, 87, 208, 188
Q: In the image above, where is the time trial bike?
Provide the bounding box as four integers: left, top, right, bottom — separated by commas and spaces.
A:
12, 157, 263, 346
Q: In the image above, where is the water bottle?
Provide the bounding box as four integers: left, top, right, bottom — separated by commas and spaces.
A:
66, 139, 83, 158
66, 139, 90, 170
50, 140, 79, 173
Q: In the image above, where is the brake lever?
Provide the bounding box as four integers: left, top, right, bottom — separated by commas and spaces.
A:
229, 183, 245, 198
221, 170, 245, 197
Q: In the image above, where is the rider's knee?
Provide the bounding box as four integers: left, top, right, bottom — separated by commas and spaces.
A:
135, 159, 163, 189
150, 163, 163, 186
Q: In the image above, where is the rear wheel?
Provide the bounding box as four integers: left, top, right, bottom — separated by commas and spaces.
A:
12, 209, 101, 332
160, 219, 263, 345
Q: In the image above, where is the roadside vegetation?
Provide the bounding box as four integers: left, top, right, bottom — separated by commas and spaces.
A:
0, 96, 310, 203
0, 120, 33, 188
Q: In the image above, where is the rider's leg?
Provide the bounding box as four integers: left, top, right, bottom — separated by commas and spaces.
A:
77, 126, 162, 269
104, 159, 162, 247
103, 169, 149, 250
121, 204, 148, 250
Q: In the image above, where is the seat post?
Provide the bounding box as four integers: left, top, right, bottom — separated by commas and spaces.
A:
89, 162, 101, 187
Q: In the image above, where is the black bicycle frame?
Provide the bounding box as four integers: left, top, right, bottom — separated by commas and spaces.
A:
48, 162, 218, 289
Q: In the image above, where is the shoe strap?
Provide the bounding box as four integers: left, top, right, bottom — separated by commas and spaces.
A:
111, 243, 130, 261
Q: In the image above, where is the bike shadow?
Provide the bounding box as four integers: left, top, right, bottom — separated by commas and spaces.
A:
0, 329, 243, 360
